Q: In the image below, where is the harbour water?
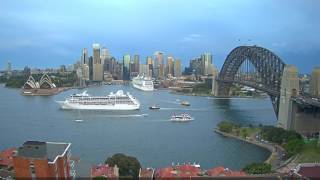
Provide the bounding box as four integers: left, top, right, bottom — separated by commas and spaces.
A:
0, 84, 277, 170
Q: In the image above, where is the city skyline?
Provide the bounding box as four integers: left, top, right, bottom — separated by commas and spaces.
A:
1, 0, 320, 73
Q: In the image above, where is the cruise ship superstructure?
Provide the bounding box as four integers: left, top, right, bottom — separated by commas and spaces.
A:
132, 75, 154, 91
57, 90, 140, 110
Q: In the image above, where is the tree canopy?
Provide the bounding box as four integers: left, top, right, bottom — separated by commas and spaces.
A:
105, 153, 141, 179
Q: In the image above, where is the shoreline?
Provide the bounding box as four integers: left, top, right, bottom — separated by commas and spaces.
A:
214, 129, 279, 167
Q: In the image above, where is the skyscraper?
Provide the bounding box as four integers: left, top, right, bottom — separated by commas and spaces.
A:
146, 56, 153, 76
123, 54, 131, 80
133, 54, 140, 74
89, 56, 93, 81
92, 43, 103, 81
81, 48, 88, 65
310, 67, 320, 97
7, 61, 12, 72
201, 52, 213, 75
174, 59, 182, 77
153, 51, 164, 79
166, 56, 174, 76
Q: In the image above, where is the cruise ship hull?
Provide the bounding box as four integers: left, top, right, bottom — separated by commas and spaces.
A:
56, 101, 140, 110
132, 82, 154, 91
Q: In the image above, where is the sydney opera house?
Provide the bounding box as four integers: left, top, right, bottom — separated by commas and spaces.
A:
22, 74, 60, 95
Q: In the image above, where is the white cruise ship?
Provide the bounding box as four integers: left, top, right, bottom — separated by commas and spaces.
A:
56, 90, 140, 110
132, 75, 154, 91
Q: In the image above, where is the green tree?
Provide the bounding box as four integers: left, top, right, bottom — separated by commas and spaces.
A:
284, 139, 304, 157
243, 163, 272, 174
105, 153, 141, 179
217, 121, 234, 133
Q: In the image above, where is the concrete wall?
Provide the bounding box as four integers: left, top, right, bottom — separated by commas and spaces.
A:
291, 102, 320, 134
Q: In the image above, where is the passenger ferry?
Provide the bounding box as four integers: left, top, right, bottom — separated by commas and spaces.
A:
56, 90, 140, 110
171, 113, 193, 122
132, 74, 154, 91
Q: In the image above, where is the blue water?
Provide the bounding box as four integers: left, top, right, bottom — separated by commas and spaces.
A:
0, 84, 277, 170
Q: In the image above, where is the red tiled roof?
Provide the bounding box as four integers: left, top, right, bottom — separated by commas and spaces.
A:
0, 148, 16, 167
156, 164, 201, 178
140, 168, 154, 177
91, 164, 118, 178
206, 166, 246, 177
298, 166, 320, 178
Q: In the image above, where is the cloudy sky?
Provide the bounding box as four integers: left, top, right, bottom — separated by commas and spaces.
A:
1, 0, 319, 73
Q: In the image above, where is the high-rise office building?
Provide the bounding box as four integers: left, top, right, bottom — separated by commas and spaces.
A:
6, 61, 12, 73
123, 54, 131, 80
81, 48, 88, 65
146, 56, 153, 76
310, 67, 320, 97
146, 56, 153, 66
174, 59, 182, 77
92, 43, 103, 81
133, 54, 140, 74
101, 47, 109, 60
153, 51, 164, 79
201, 52, 213, 75
13, 141, 74, 178
82, 64, 90, 81
166, 56, 174, 77
89, 56, 93, 81
139, 64, 150, 77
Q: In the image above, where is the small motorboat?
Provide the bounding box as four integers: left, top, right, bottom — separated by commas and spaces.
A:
171, 113, 193, 122
149, 104, 160, 110
181, 101, 190, 106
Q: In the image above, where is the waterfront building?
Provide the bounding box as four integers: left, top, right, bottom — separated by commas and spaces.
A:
166, 56, 174, 77
91, 164, 119, 179
278, 65, 300, 130
123, 54, 131, 80
12, 141, 74, 178
174, 59, 182, 77
92, 43, 103, 81
81, 48, 88, 65
310, 67, 320, 97
201, 52, 213, 75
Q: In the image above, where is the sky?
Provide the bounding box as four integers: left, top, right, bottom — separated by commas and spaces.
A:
0, 0, 320, 73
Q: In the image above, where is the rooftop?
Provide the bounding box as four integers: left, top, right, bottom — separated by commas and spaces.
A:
17, 141, 71, 163
296, 163, 320, 179
155, 164, 201, 178
139, 168, 154, 178
91, 164, 119, 178
206, 166, 246, 177
0, 148, 16, 167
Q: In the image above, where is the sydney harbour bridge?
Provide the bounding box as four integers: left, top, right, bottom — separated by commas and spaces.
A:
214, 45, 320, 133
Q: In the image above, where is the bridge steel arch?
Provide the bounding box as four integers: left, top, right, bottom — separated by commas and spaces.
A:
217, 46, 286, 115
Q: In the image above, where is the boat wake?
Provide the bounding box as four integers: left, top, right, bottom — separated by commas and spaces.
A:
103, 114, 149, 118
74, 119, 84, 122
160, 107, 208, 111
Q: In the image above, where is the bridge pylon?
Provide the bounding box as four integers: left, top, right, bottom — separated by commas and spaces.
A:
277, 65, 299, 130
